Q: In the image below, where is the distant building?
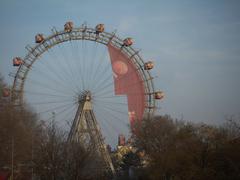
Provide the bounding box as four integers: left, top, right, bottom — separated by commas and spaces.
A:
118, 134, 126, 146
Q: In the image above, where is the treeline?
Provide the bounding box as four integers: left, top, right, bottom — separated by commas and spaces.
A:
0, 104, 92, 179
0, 75, 93, 180
132, 115, 240, 180
1, 75, 36, 178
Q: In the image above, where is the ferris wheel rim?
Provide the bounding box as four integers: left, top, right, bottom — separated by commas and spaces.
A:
11, 24, 156, 119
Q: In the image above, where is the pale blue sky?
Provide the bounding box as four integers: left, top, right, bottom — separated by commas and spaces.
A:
0, 0, 240, 125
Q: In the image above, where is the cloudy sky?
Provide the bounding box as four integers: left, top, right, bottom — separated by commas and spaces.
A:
0, 0, 240, 125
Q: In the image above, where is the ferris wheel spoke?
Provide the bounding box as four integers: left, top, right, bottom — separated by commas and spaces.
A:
88, 44, 103, 89
32, 52, 69, 88
41, 102, 77, 123
95, 102, 128, 115
95, 99, 128, 106
55, 43, 82, 92
92, 52, 125, 91
93, 66, 112, 91
29, 98, 76, 105
25, 77, 76, 97
27, 95, 74, 104
94, 103, 129, 128
23, 90, 73, 98
35, 48, 79, 93
94, 101, 129, 117
66, 40, 85, 92
53, 103, 77, 128
81, 40, 88, 90
36, 101, 77, 115
84, 40, 94, 90
69, 41, 85, 91
95, 108, 127, 131
89, 47, 108, 90
30, 61, 64, 86
91, 57, 112, 91
45, 48, 79, 90
84, 42, 97, 90
76, 40, 87, 90
84, 41, 91, 90
30, 64, 78, 95
89, 42, 101, 90
92, 72, 113, 93
95, 110, 123, 140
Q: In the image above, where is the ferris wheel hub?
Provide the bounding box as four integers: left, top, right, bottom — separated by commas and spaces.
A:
78, 90, 92, 103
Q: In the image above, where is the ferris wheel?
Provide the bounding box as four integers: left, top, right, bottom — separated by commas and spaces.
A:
11, 21, 164, 148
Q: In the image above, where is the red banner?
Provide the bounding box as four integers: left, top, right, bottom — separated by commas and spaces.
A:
108, 43, 145, 128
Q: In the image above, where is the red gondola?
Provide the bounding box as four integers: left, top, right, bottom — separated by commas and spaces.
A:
118, 134, 126, 146
155, 91, 164, 100
64, 21, 74, 32
96, 24, 104, 34
2, 88, 10, 97
35, 34, 45, 43
13, 57, 23, 66
144, 61, 154, 70
123, 38, 133, 46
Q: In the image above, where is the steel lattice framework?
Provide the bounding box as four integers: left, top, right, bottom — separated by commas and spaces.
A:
68, 91, 116, 176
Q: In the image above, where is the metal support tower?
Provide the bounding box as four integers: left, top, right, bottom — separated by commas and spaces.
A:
68, 91, 115, 178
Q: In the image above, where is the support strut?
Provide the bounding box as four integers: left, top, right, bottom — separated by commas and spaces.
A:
68, 91, 115, 178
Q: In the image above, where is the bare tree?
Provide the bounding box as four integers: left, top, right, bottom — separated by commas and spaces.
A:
33, 121, 94, 180
133, 115, 240, 180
